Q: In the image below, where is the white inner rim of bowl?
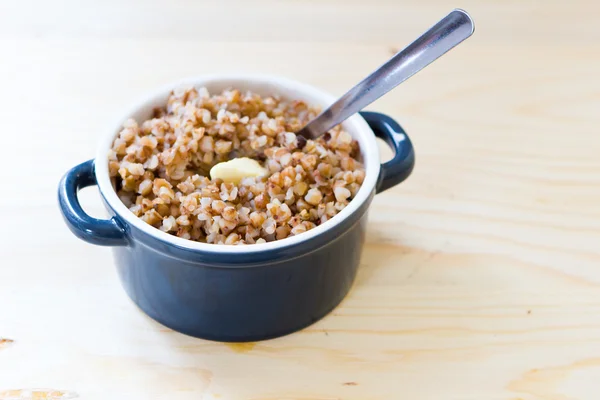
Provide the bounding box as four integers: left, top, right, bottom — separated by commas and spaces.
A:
94, 74, 381, 254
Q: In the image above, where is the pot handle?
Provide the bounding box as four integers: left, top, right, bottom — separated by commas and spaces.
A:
360, 111, 415, 193
58, 159, 129, 246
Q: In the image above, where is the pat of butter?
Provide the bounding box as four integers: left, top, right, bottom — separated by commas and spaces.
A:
209, 157, 267, 184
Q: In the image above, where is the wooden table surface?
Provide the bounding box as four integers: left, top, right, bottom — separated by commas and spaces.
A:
1, 0, 599, 399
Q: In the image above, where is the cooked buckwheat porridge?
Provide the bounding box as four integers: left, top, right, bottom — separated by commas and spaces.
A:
108, 86, 365, 245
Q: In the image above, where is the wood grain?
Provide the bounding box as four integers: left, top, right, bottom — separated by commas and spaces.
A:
0, 0, 599, 399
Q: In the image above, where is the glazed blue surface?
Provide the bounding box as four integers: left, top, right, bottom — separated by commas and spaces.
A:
114, 211, 368, 341
362, 111, 415, 193
58, 111, 415, 341
58, 159, 128, 246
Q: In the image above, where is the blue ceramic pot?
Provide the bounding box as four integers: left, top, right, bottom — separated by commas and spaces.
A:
58, 75, 414, 342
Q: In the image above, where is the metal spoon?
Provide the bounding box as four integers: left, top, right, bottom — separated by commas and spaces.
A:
296, 8, 475, 140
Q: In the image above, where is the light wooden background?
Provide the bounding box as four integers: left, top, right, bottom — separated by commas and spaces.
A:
1, 0, 599, 399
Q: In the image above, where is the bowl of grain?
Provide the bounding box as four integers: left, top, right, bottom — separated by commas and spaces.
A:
58, 74, 414, 341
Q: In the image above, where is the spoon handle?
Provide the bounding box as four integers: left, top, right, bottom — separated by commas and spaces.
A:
298, 9, 475, 139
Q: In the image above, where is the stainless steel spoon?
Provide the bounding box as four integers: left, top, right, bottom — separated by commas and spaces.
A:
296, 8, 475, 140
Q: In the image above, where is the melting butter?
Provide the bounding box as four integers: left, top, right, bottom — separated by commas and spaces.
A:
209, 157, 267, 184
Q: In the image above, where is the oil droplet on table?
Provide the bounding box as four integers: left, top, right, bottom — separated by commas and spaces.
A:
0, 338, 14, 349
224, 342, 256, 353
